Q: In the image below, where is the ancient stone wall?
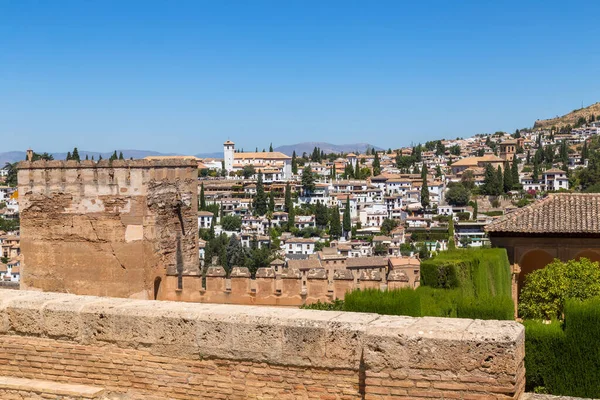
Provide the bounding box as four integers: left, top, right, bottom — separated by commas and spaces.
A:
0, 291, 525, 399
158, 266, 410, 306
17, 159, 199, 300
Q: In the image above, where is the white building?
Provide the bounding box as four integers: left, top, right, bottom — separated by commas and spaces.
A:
198, 211, 214, 229
284, 238, 316, 255
223, 140, 292, 181
543, 168, 569, 191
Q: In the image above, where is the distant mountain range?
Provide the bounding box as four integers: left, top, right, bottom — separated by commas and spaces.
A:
0, 142, 381, 165
274, 142, 383, 156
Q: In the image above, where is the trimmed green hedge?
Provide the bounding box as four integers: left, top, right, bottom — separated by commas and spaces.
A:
305, 249, 514, 321
525, 298, 600, 397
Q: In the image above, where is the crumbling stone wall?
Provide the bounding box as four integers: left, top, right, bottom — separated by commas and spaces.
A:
17, 159, 198, 299
0, 291, 526, 399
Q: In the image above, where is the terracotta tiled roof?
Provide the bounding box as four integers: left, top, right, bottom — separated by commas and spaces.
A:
485, 194, 600, 235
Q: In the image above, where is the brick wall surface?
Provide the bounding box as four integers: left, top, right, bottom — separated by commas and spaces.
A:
0, 291, 525, 400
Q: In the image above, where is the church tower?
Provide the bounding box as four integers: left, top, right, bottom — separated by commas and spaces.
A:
223, 140, 235, 175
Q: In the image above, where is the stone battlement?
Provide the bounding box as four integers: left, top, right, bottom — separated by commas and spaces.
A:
159, 266, 412, 306
18, 158, 198, 170
0, 290, 525, 399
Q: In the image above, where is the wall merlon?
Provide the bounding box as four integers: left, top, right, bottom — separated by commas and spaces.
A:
17, 159, 198, 170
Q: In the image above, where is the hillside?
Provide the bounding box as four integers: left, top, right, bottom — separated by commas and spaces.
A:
533, 102, 600, 130
274, 142, 382, 156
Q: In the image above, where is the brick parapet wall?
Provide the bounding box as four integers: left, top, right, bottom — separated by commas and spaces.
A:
0, 290, 525, 399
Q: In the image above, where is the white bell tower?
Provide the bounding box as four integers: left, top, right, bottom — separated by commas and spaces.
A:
223, 140, 235, 175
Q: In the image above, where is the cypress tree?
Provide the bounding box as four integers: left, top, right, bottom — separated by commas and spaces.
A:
110, 151, 118, 161
329, 207, 342, 238
66, 152, 72, 161
72, 147, 80, 162
85, 154, 89, 160
91, 155, 95, 161
483, 164, 497, 195
253, 173, 268, 216
420, 167, 430, 208
343, 196, 352, 236
511, 158, 519, 186
473, 200, 478, 220
200, 183, 206, 210
503, 162, 512, 193
287, 205, 295, 232
268, 190, 275, 213
291, 151, 298, 175
582, 140, 589, 160
119, 151, 124, 160
372, 152, 381, 176
354, 161, 361, 179
98, 155, 103, 161
496, 166, 503, 195
533, 161, 539, 182
269, 143, 273, 152
284, 182, 292, 213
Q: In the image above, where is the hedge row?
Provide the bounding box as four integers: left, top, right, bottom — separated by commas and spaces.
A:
525, 297, 600, 397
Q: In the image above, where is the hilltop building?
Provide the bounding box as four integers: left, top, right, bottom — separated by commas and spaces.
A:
223, 140, 292, 181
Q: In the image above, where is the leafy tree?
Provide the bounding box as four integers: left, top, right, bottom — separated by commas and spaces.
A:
435, 165, 442, 178
329, 207, 342, 238
343, 196, 352, 236
445, 183, 470, 206
242, 165, 255, 179
291, 151, 298, 175
244, 238, 273, 277
460, 170, 475, 191
225, 235, 246, 275
420, 167, 430, 208
380, 218, 398, 235
301, 166, 316, 194
268, 190, 275, 213
221, 215, 242, 231
372, 152, 381, 176
199, 183, 206, 210
3, 163, 18, 186
253, 173, 268, 216
315, 201, 329, 228
284, 182, 292, 213
449, 144, 461, 156
519, 258, 600, 320
71, 147, 81, 162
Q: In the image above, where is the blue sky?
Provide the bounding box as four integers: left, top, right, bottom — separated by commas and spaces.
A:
1, 0, 599, 154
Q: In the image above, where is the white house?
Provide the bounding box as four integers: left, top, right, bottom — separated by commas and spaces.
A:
543, 168, 569, 191
284, 238, 316, 255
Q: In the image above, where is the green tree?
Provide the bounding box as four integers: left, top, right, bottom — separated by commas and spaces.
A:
244, 238, 273, 277
287, 205, 296, 232
496, 166, 504, 195
472, 199, 478, 219
445, 183, 470, 206
225, 235, 246, 275
343, 196, 352, 236
221, 215, 242, 231
532, 160, 539, 182
291, 151, 298, 175
511, 158, 519, 187
110, 151, 118, 161
435, 165, 442, 178
242, 165, 255, 179
380, 218, 398, 235
503, 162, 513, 193
420, 167, 430, 208
372, 152, 381, 176
329, 207, 342, 238
284, 182, 292, 213
72, 147, 81, 162
315, 201, 329, 228
253, 173, 268, 216
269, 143, 273, 152
301, 166, 316, 194
199, 183, 206, 210
331, 164, 337, 180
66, 151, 72, 161
3, 162, 18, 187
119, 151, 124, 160
582, 140, 589, 160
483, 164, 498, 195
519, 258, 600, 320
268, 190, 275, 213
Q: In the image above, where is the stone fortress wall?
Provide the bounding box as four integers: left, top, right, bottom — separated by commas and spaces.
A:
0, 290, 525, 399
160, 266, 415, 306
17, 159, 199, 300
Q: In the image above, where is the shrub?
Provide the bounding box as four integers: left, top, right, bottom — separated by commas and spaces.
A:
519, 258, 600, 320
524, 298, 600, 397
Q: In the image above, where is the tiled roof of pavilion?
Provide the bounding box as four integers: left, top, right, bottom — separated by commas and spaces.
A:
485, 193, 600, 235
